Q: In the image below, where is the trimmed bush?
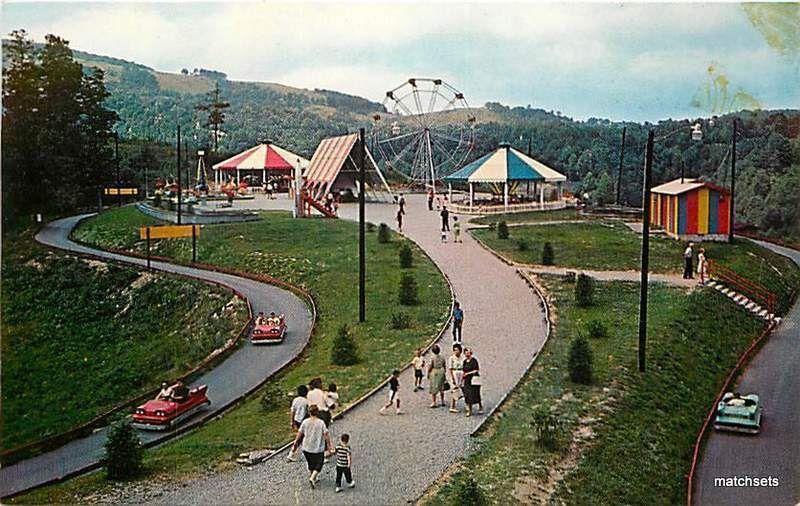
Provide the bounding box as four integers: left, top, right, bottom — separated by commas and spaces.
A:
390, 311, 412, 329
398, 243, 413, 268
331, 324, 359, 366
377, 223, 391, 243
516, 238, 530, 251
568, 334, 593, 384
103, 418, 144, 480
454, 475, 486, 506
366, 222, 376, 232
497, 221, 509, 239
260, 383, 285, 411
399, 273, 419, 305
542, 242, 554, 265
586, 319, 608, 339
575, 273, 594, 307
531, 407, 566, 451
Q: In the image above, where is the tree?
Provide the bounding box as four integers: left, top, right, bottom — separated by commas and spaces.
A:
497, 221, 509, 239
196, 82, 230, 153
398, 242, 413, 268
541, 242, 554, 265
331, 324, 359, 365
568, 334, 593, 384
103, 418, 144, 480
575, 273, 594, 307
399, 273, 419, 305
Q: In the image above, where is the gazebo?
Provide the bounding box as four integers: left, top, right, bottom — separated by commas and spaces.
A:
212, 141, 309, 188
444, 142, 567, 210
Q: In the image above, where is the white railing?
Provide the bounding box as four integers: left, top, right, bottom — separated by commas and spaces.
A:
449, 199, 571, 215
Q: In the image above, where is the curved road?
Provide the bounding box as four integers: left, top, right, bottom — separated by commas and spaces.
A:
113, 193, 550, 505
694, 239, 800, 505
0, 214, 314, 498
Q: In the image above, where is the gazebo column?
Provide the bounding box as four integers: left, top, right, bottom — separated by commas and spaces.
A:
237, 169, 241, 184
504, 182, 509, 210
469, 182, 474, 211
448, 183, 452, 203
263, 168, 266, 185
540, 184, 545, 207
558, 182, 563, 201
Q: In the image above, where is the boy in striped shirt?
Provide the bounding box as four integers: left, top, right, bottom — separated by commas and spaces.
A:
334, 433, 355, 492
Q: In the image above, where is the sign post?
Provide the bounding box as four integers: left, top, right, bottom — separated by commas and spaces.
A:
139, 225, 200, 267
192, 225, 197, 263
146, 227, 151, 270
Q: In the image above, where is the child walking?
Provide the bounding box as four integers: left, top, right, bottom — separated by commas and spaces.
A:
411, 349, 425, 391
453, 216, 462, 243
334, 433, 355, 492
379, 370, 403, 415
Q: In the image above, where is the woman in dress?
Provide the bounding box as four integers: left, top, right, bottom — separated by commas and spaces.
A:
427, 344, 447, 408
461, 348, 483, 417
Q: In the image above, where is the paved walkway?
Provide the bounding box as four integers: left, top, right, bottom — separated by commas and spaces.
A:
127, 194, 548, 504
0, 214, 313, 499
693, 239, 800, 506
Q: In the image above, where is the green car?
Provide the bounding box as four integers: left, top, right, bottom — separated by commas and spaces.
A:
714, 392, 763, 434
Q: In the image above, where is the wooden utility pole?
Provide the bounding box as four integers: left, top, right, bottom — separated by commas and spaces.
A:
616, 126, 626, 205
359, 128, 366, 323
177, 125, 182, 225
729, 119, 737, 242
637, 130, 654, 373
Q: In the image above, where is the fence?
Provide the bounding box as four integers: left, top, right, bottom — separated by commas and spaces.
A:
707, 260, 776, 316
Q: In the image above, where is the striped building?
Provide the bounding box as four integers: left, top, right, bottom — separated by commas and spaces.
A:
650, 178, 731, 242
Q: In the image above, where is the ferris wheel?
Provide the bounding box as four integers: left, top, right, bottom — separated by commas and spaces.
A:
372, 78, 476, 189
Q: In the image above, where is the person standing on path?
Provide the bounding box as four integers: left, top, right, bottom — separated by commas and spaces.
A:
411, 349, 425, 391
427, 344, 447, 408
452, 302, 464, 343
334, 433, 355, 493
453, 216, 462, 243
427, 189, 434, 211
683, 242, 694, 279
379, 370, 403, 415
440, 206, 450, 232
448, 344, 465, 413
697, 248, 708, 285
290, 405, 333, 489
461, 348, 483, 417
398, 193, 406, 214
307, 377, 331, 427
396, 207, 404, 233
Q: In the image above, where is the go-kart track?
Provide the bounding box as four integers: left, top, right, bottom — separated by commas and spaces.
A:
0, 214, 314, 499
693, 240, 800, 506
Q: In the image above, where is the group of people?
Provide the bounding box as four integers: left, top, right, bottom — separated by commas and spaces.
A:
255, 311, 281, 326
156, 380, 190, 403
426, 189, 462, 243
682, 242, 709, 284
287, 378, 352, 491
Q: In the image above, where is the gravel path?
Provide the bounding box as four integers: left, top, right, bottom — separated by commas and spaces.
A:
0, 214, 313, 499
523, 265, 697, 288
129, 194, 548, 505
693, 239, 800, 506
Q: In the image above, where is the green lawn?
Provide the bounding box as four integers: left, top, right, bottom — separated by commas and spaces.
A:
426, 277, 766, 505
473, 222, 800, 314
469, 208, 584, 225
0, 227, 248, 453
14, 206, 450, 502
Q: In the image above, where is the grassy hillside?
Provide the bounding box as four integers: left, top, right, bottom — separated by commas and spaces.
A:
0, 226, 248, 452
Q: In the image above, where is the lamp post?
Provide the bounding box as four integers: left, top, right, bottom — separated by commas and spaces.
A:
638, 122, 703, 372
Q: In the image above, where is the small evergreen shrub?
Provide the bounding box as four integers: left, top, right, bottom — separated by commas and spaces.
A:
497, 221, 509, 239
516, 238, 529, 251
542, 242, 554, 265
366, 222, 376, 232
399, 273, 419, 305
103, 418, 144, 480
568, 334, 593, 384
575, 273, 594, 307
331, 324, 359, 366
398, 243, 413, 268
531, 407, 566, 451
390, 311, 412, 329
377, 223, 391, 243
453, 475, 486, 506
586, 319, 608, 339
260, 383, 285, 411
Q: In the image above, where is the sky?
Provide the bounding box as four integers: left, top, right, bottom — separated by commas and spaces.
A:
2, 1, 798, 122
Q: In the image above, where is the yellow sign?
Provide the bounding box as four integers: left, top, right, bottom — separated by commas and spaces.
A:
105, 187, 139, 196
139, 225, 199, 240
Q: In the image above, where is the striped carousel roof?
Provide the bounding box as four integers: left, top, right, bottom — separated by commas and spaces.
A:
445, 143, 566, 184
213, 143, 309, 172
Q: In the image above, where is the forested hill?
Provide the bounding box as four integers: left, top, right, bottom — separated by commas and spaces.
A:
67, 48, 385, 156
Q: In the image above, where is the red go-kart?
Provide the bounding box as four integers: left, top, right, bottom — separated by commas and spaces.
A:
132, 385, 210, 431
251, 314, 286, 344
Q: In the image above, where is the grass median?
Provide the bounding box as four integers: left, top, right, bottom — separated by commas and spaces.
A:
425, 276, 766, 505
14, 206, 450, 502
0, 226, 248, 454
472, 221, 799, 313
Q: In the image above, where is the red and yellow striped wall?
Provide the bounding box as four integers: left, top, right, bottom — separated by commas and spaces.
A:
651, 186, 729, 237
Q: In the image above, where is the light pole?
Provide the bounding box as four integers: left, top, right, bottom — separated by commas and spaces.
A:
358, 127, 366, 323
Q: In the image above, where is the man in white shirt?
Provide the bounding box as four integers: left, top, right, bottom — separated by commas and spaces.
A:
307, 377, 331, 427
448, 344, 465, 413
683, 242, 694, 279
